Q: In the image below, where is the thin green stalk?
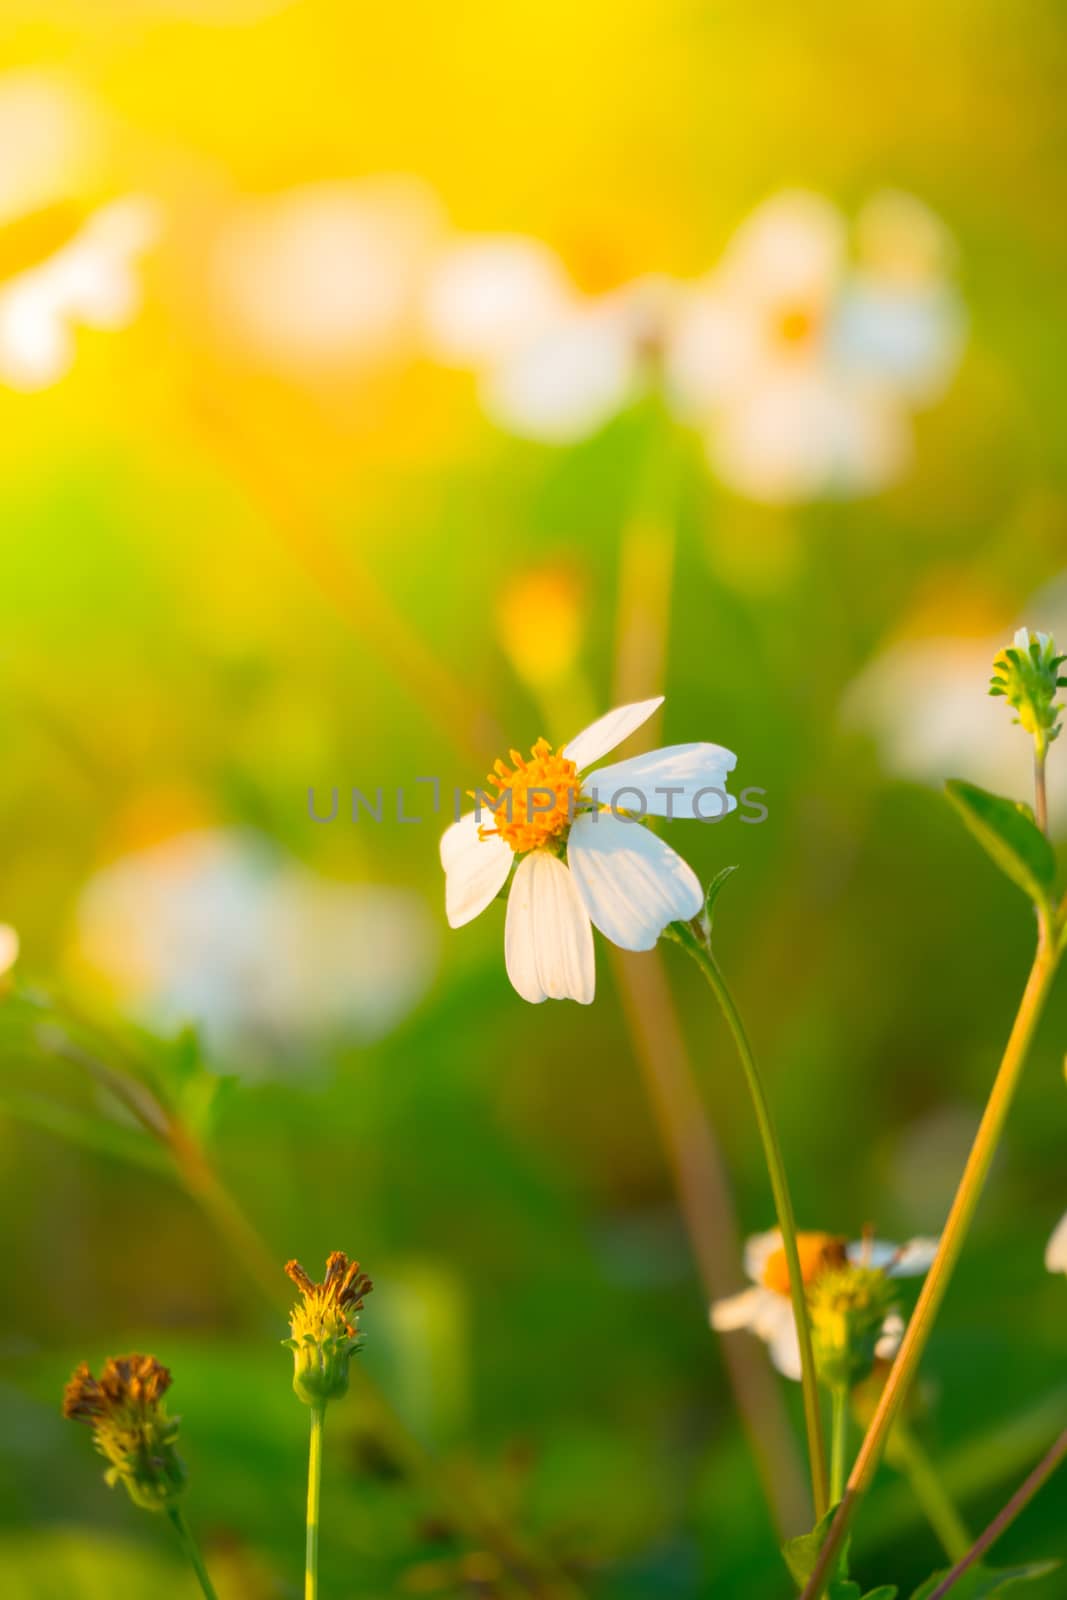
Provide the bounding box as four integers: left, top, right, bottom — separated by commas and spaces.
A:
667, 919, 829, 1519
1034, 746, 1049, 837
305, 1403, 325, 1600
888, 1420, 971, 1562
800, 920, 1061, 1600
830, 1388, 849, 1506
166, 1505, 219, 1600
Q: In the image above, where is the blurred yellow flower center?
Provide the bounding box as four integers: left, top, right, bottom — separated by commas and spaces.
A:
480, 738, 582, 854
774, 304, 819, 348
762, 1232, 847, 1296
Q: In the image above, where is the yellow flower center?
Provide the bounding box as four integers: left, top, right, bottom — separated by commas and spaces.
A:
479, 737, 582, 854
774, 303, 819, 348
761, 1232, 847, 1296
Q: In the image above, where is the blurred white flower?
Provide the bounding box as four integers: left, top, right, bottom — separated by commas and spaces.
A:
0, 70, 99, 227
668, 189, 963, 503
423, 232, 677, 443
212, 177, 443, 375
711, 1228, 937, 1379
1046, 1212, 1067, 1276
72, 830, 437, 1062
0, 196, 162, 391
440, 696, 737, 1004
841, 574, 1067, 825
0, 924, 19, 977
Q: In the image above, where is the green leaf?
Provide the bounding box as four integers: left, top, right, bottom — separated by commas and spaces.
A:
705, 864, 740, 929
944, 780, 1056, 908
0, 1090, 173, 1175
783, 1505, 850, 1587
910, 1561, 1059, 1599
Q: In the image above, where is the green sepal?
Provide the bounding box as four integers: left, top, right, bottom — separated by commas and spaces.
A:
704, 864, 740, 931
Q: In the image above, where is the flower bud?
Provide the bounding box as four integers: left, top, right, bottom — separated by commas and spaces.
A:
283, 1251, 373, 1407
63, 1354, 186, 1512
807, 1265, 896, 1390
989, 628, 1065, 757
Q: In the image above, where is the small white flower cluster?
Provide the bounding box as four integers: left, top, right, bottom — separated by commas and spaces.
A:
211, 178, 963, 505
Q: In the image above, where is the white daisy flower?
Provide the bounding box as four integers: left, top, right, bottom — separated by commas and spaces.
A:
667, 189, 962, 503
1045, 1212, 1067, 1276
423, 232, 679, 444
711, 1228, 938, 1380
0, 195, 161, 391
439, 696, 737, 1004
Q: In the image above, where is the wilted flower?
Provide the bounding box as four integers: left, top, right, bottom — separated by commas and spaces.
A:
63, 1354, 185, 1511
440, 697, 737, 1004
1045, 1212, 1067, 1276
711, 1228, 937, 1383
284, 1252, 373, 1407
668, 189, 963, 503
989, 628, 1064, 759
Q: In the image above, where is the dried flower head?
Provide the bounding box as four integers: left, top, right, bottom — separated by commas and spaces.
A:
63, 1353, 186, 1511
284, 1251, 373, 1407
989, 628, 1065, 758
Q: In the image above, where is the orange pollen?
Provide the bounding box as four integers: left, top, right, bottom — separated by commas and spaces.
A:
774, 304, 819, 348
761, 1232, 847, 1297
478, 736, 582, 854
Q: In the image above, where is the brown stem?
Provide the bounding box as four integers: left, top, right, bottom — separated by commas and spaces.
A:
924, 1426, 1067, 1599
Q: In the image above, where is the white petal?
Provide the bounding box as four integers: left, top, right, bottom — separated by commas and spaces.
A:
846, 1237, 900, 1271
423, 234, 572, 367
834, 279, 964, 405
563, 697, 664, 772
710, 1285, 766, 1332
567, 811, 702, 952
504, 851, 594, 1005
875, 1310, 905, 1360
585, 743, 738, 821
847, 1236, 939, 1278
0, 924, 18, 976
439, 812, 513, 929
720, 190, 845, 312
485, 303, 636, 444
887, 1236, 939, 1277
710, 362, 911, 506
743, 1229, 784, 1286
764, 1305, 803, 1380
1045, 1212, 1067, 1276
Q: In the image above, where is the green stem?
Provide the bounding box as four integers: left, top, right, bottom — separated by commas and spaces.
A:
800, 921, 1061, 1600
1034, 743, 1049, 837
306, 1403, 325, 1600
668, 919, 829, 1519
888, 1420, 972, 1562
166, 1505, 219, 1600
830, 1388, 849, 1506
